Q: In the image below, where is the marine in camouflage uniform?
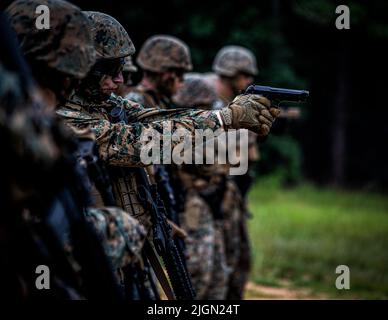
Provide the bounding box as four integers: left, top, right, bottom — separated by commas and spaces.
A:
59, 27, 225, 300
57, 26, 223, 228
125, 35, 192, 109
125, 37, 279, 300
52, 13, 200, 300
3, 0, 112, 299
210, 45, 263, 299
3, 0, 99, 299
56, 16, 278, 299
5, 1, 147, 300
126, 37, 217, 299
86, 207, 146, 270
57, 28, 276, 222
173, 74, 229, 299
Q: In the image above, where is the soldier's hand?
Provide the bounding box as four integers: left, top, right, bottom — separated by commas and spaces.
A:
167, 219, 188, 240
220, 94, 280, 136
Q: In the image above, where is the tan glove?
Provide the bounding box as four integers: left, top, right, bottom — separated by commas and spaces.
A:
167, 219, 188, 240
220, 94, 280, 136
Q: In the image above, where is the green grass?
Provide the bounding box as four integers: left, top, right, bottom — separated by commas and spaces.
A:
247, 175, 388, 299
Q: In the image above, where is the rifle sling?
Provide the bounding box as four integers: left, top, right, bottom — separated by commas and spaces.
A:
143, 239, 176, 300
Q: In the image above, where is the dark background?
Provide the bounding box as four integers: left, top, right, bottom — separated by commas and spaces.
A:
11, 0, 388, 190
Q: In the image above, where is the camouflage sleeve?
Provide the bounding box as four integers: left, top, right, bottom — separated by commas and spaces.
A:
111, 93, 222, 126
85, 207, 146, 269
57, 106, 222, 167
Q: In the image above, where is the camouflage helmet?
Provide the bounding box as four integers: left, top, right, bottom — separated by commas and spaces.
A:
137, 35, 192, 73
202, 72, 218, 89
212, 45, 258, 77
123, 56, 137, 72
6, 0, 95, 79
83, 11, 135, 59
173, 73, 217, 108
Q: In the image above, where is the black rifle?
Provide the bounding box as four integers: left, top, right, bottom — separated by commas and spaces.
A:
55, 136, 125, 300
77, 138, 160, 300
108, 101, 195, 300
135, 168, 196, 300
154, 164, 188, 260
76, 138, 116, 206
244, 85, 309, 106
154, 165, 179, 223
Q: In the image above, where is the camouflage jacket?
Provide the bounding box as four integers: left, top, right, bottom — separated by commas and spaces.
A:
85, 206, 146, 269
0, 63, 63, 206
56, 93, 222, 167
124, 84, 228, 189
125, 84, 171, 109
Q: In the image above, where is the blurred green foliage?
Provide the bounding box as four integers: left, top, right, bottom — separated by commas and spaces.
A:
257, 135, 303, 186
73, 0, 388, 189
248, 176, 388, 299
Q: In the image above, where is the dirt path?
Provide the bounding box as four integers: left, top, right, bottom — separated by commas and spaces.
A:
244, 282, 328, 300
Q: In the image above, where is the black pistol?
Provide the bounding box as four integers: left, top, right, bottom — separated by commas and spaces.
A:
244, 85, 309, 106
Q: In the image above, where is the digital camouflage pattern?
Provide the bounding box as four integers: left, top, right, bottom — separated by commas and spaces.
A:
180, 191, 216, 299
210, 67, 256, 299
208, 220, 230, 299
213, 45, 258, 77
225, 207, 251, 300
107, 87, 230, 299
137, 35, 192, 73
167, 67, 262, 299
83, 11, 135, 59
173, 74, 218, 109
181, 165, 230, 300
125, 84, 171, 109
56, 93, 222, 167
68, 128, 147, 270
2, 4, 127, 299
178, 169, 229, 299
57, 91, 223, 299
221, 180, 251, 299
6, 0, 95, 79
170, 76, 230, 299
85, 207, 146, 269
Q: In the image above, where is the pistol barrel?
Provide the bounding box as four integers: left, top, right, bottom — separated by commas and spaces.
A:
244, 85, 309, 103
